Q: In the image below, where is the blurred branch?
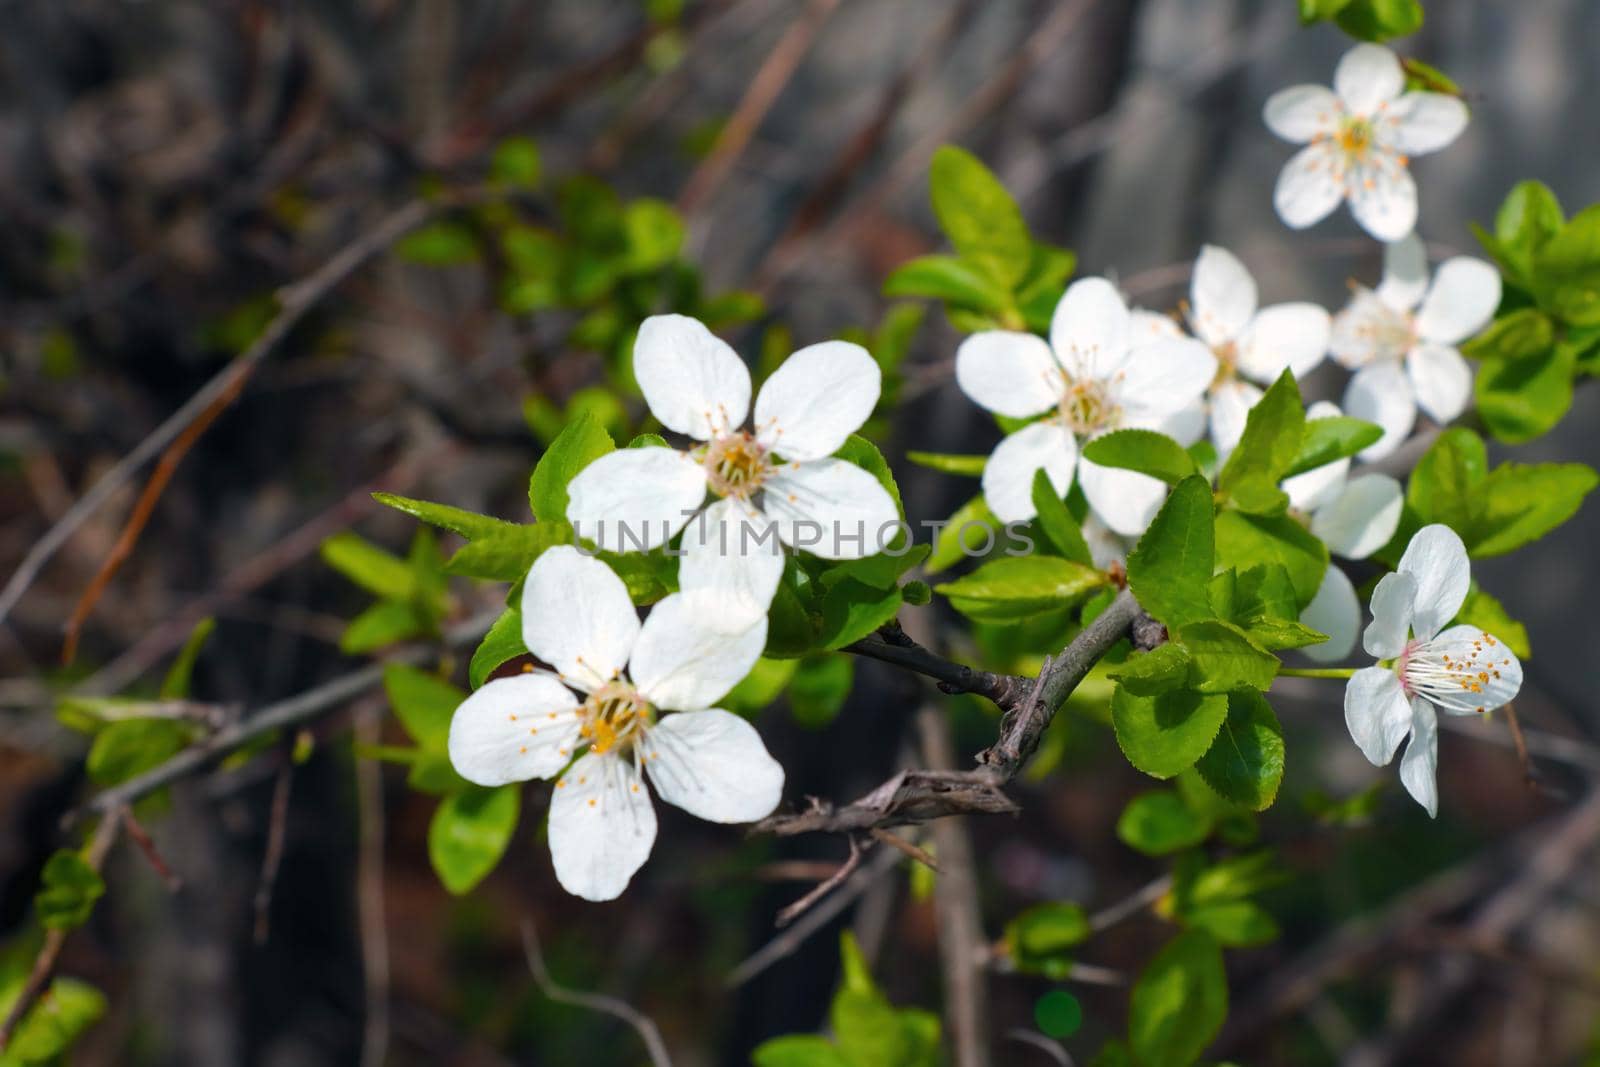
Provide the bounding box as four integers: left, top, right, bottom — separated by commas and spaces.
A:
0, 809, 123, 1052
73, 608, 500, 824
761, 590, 1147, 836
520, 919, 672, 1067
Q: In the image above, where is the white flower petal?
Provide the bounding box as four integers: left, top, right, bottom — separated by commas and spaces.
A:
1396, 523, 1471, 642
1347, 157, 1418, 242
566, 446, 708, 552
641, 709, 784, 823
1425, 624, 1523, 713
548, 752, 657, 901
753, 340, 881, 461
1150, 399, 1208, 448
1263, 84, 1341, 143
1190, 246, 1258, 347
633, 314, 751, 440
980, 421, 1078, 524
1209, 379, 1263, 457
1344, 361, 1417, 460
763, 459, 901, 560
1130, 308, 1185, 343
1117, 338, 1218, 420
1364, 570, 1417, 660
954, 331, 1065, 419
447, 674, 583, 786
1398, 697, 1440, 817
1406, 343, 1473, 425
1083, 514, 1131, 570
1236, 302, 1331, 382
521, 546, 640, 691
1301, 564, 1360, 664
1384, 92, 1469, 155
1282, 405, 1348, 512
1415, 257, 1501, 345
1375, 233, 1430, 312
1344, 665, 1413, 766
1079, 458, 1166, 538
1050, 277, 1130, 381
678, 496, 785, 615
1334, 43, 1404, 115
629, 591, 766, 712
1274, 142, 1345, 230
1311, 473, 1403, 560
1330, 289, 1406, 369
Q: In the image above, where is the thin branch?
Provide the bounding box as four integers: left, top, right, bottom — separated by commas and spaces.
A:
0, 810, 123, 1052
868, 827, 940, 872
775, 835, 863, 928
520, 919, 673, 1067
72, 608, 500, 824
1088, 874, 1173, 934
356, 704, 390, 1067
253, 754, 296, 944
0, 197, 440, 629
846, 623, 1029, 707
120, 809, 182, 892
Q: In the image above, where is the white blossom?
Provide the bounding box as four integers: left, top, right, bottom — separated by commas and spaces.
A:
1343, 525, 1522, 817
1264, 43, 1469, 240
566, 314, 898, 613
447, 546, 783, 901
1333, 234, 1500, 459
956, 277, 1217, 536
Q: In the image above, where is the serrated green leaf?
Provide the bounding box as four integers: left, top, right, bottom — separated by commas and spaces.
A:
1474, 342, 1575, 443
1217, 370, 1305, 500
1128, 476, 1214, 629
469, 609, 527, 689
1081, 429, 1197, 485
820, 581, 902, 650
1283, 416, 1384, 478
1194, 690, 1285, 811
321, 532, 415, 599
529, 413, 615, 522
883, 255, 1013, 313
1031, 468, 1092, 564
445, 522, 573, 580
1454, 585, 1530, 659
926, 495, 999, 574
928, 145, 1031, 289
1112, 686, 1230, 779
1109, 644, 1192, 697
1117, 791, 1212, 856
936, 556, 1106, 622
428, 786, 520, 895
1129, 930, 1228, 1067
1213, 510, 1327, 609
382, 665, 463, 751
721, 656, 798, 717
373, 492, 517, 541
1178, 621, 1278, 694
1534, 204, 1600, 326
341, 599, 428, 653
1461, 308, 1556, 364
906, 450, 989, 476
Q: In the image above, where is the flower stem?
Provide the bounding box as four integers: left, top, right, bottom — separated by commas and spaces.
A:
1278, 667, 1357, 679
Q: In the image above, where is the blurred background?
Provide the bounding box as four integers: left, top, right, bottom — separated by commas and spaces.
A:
2, 1, 1599, 1064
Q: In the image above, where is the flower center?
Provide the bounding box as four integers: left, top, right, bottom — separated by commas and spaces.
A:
579, 680, 652, 756
1337, 116, 1374, 159
702, 432, 772, 501
1211, 339, 1239, 386
1344, 295, 1416, 365
1058, 378, 1119, 436
1397, 634, 1513, 715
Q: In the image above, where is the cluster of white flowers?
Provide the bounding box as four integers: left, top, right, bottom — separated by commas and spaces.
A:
446, 41, 1516, 902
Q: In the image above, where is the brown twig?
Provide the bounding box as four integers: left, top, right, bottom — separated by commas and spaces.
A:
868, 827, 940, 872
775, 835, 863, 927
1501, 702, 1539, 790
845, 622, 1030, 707
253, 753, 296, 944
120, 809, 182, 892
355, 704, 390, 1067
0, 810, 123, 1052
676, 0, 841, 216
520, 919, 673, 1067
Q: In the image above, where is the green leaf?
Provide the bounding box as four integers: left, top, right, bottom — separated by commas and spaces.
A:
751, 1035, 852, 1067
906, 450, 989, 476
373, 492, 517, 541
86, 719, 190, 786
1284, 416, 1384, 478
820, 581, 903, 650
883, 256, 1012, 314
489, 136, 542, 190
1082, 430, 1197, 485
1031, 468, 1092, 564
3, 976, 106, 1063
1213, 510, 1328, 609
34, 850, 106, 931
926, 495, 999, 574
445, 522, 573, 580
529, 413, 615, 523
788, 654, 854, 729
1212, 565, 1327, 651
622, 198, 684, 272
1194, 690, 1285, 811
721, 656, 799, 716
1006, 902, 1091, 973
469, 609, 527, 689
835, 435, 904, 519
1461, 308, 1557, 363
1117, 791, 1212, 856
428, 786, 520, 895
396, 220, 479, 266
1406, 427, 1488, 533
1454, 585, 1531, 659
1217, 370, 1305, 501
1178, 621, 1278, 694
1474, 342, 1575, 443
1112, 686, 1230, 779
1182, 901, 1279, 947
1497, 181, 1564, 269
1333, 0, 1423, 40
159, 617, 215, 700
1129, 930, 1228, 1067
383, 665, 463, 751
935, 556, 1107, 622
1109, 643, 1193, 697
1535, 204, 1600, 326
341, 599, 427, 653
1127, 476, 1215, 629
321, 532, 415, 599
928, 145, 1031, 289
